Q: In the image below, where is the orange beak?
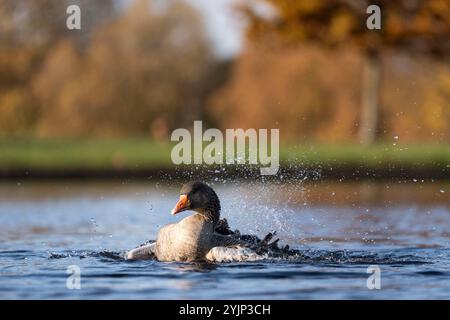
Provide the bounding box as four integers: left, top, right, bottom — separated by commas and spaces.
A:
171, 194, 189, 215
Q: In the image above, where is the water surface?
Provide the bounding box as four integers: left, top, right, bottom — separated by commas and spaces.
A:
0, 180, 449, 299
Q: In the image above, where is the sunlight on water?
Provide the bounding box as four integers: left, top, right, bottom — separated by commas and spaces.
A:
0, 180, 450, 299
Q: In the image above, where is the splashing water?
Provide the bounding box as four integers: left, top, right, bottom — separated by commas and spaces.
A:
1, 179, 450, 299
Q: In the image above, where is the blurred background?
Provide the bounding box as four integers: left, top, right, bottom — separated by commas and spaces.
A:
1, 0, 450, 178
2, 1, 450, 300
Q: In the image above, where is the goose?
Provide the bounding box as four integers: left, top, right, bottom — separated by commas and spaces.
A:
126, 181, 295, 262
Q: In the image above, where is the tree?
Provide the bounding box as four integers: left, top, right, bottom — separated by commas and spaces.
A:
32, 0, 216, 137
0, 0, 117, 135
243, 0, 450, 144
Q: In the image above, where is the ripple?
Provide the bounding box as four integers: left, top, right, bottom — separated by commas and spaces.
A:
45, 247, 435, 266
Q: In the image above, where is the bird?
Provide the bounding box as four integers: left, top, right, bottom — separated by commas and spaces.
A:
126, 181, 296, 262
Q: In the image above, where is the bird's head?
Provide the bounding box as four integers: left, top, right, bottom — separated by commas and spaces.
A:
171, 181, 221, 220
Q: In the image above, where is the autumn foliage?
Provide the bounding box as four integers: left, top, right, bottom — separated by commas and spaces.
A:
1, 0, 450, 144
210, 0, 450, 143
0, 0, 217, 138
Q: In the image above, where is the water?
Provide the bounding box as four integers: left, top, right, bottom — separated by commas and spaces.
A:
0, 180, 449, 299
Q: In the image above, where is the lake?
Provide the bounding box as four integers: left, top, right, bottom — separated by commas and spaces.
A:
0, 180, 449, 299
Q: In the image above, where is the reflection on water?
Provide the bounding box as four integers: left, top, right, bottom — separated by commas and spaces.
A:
0, 180, 449, 299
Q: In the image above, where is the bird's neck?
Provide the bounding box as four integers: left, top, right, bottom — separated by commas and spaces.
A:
195, 207, 220, 226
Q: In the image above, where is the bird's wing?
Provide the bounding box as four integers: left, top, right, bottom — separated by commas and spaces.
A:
206, 246, 264, 262
211, 233, 246, 247
125, 242, 156, 260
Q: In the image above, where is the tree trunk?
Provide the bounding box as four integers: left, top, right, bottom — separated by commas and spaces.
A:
359, 50, 381, 145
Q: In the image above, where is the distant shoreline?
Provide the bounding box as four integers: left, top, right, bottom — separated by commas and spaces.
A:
1, 138, 450, 181
2, 165, 449, 181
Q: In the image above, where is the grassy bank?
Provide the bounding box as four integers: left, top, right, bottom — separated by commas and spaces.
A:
0, 138, 173, 170
283, 143, 450, 168
0, 138, 449, 176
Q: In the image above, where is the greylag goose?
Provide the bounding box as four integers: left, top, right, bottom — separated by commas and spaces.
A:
126, 181, 295, 262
